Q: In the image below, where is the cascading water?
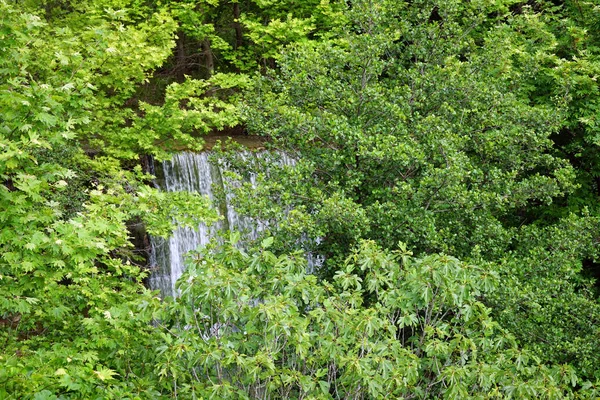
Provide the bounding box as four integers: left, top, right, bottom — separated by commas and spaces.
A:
148, 151, 297, 297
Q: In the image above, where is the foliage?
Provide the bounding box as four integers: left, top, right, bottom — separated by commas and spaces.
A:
0, 2, 218, 398
163, 0, 346, 74
487, 213, 600, 380
3, 0, 600, 397
239, 0, 577, 259
157, 238, 582, 399
229, 0, 600, 384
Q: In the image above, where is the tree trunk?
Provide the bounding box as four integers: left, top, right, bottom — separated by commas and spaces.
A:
176, 32, 187, 81
233, 2, 243, 50
203, 39, 214, 77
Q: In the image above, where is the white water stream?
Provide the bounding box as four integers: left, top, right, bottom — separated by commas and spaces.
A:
147, 152, 298, 296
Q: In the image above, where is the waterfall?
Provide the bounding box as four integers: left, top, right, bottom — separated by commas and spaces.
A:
148, 151, 296, 296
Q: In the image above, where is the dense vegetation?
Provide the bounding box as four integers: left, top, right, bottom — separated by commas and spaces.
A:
1, 0, 600, 398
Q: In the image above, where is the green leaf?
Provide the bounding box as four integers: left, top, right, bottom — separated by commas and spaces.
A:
261, 236, 274, 249
94, 367, 117, 382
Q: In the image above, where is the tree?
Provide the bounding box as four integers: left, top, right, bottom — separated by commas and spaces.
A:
157, 237, 581, 399
522, 0, 600, 215
226, 0, 600, 382
0, 2, 219, 397
4, 0, 600, 396
236, 0, 576, 259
